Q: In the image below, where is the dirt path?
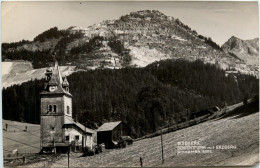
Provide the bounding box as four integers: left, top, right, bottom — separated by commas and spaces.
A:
22, 112, 259, 167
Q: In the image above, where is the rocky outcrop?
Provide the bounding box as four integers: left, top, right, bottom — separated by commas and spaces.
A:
222, 36, 259, 73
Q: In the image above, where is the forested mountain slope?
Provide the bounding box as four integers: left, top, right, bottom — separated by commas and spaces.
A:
2, 60, 258, 138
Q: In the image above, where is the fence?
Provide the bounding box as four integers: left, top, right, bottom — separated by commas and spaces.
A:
135, 100, 248, 141
4, 153, 63, 167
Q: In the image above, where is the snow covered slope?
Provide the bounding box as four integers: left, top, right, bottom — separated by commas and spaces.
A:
2, 61, 76, 88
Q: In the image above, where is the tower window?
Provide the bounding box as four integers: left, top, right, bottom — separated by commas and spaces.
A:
75, 135, 79, 140
48, 105, 52, 112
53, 105, 57, 112
66, 136, 70, 141
48, 105, 57, 113
67, 106, 70, 114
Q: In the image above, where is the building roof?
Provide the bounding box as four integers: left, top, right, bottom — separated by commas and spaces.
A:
97, 121, 122, 132
121, 136, 133, 141
64, 116, 94, 134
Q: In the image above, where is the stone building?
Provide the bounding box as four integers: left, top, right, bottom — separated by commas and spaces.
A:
40, 61, 94, 153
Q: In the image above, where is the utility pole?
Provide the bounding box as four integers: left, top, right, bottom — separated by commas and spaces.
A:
160, 129, 164, 164
68, 143, 70, 168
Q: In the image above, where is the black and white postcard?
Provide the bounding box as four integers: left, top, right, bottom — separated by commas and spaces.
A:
1, 1, 259, 167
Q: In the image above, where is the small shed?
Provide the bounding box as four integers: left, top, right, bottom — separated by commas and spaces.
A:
97, 121, 131, 149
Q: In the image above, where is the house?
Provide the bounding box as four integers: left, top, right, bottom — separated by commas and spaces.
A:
97, 121, 131, 149
63, 117, 94, 152
40, 60, 94, 153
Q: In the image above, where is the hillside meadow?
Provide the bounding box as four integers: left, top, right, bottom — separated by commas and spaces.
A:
23, 108, 259, 167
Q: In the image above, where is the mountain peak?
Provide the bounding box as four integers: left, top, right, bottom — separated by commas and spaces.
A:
229, 36, 241, 41
118, 10, 172, 23
130, 10, 166, 16
222, 36, 259, 68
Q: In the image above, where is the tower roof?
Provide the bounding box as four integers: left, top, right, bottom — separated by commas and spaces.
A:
40, 60, 72, 97
53, 61, 63, 85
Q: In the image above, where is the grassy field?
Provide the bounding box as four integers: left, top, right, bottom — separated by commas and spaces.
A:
2, 119, 41, 156
23, 107, 259, 167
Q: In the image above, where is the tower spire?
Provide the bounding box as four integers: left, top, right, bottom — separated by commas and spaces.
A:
53, 60, 63, 85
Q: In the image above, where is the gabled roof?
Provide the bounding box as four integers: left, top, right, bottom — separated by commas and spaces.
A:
97, 121, 122, 132
121, 136, 133, 141
64, 116, 94, 134
62, 76, 69, 86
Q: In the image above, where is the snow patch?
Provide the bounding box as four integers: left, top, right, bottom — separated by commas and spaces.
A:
197, 46, 206, 49
171, 35, 187, 41
2, 66, 76, 88
2, 61, 33, 75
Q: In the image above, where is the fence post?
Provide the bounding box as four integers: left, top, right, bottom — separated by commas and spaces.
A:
161, 129, 164, 164
68, 144, 70, 168
23, 156, 26, 164
140, 157, 143, 167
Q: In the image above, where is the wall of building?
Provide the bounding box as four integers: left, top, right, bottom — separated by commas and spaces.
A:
112, 124, 129, 142
112, 124, 122, 142
41, 95, 64, 115
97, 131, 112, 148
41, 95, 65, 147
63, 95, 72, 118
41, 115, 64, 146
65, 127, 93, 149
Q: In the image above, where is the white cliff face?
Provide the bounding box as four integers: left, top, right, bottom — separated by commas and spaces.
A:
128, 46, 169, 67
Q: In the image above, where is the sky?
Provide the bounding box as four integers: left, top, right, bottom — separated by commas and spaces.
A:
1, 1, 259, 45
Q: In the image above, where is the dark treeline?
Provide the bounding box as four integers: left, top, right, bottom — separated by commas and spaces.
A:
71, 36, 132, 66
2, 79, 44, 123
2, 40, 32, 51
2, 49, 54, 68
2, 60, 258, 138
198, 35, 222, 50
2, 33, 131, 68
33, 27, 69, 42
2, 27, 84, 68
